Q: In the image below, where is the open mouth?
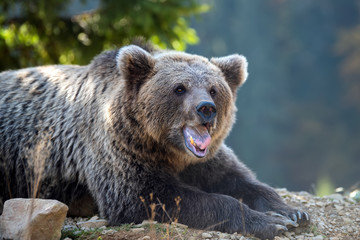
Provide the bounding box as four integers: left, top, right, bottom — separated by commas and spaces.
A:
183, 124, 211, 158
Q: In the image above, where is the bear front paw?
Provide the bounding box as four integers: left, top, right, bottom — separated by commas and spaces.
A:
268, 207, 310, 226
247, 212, 299, 240
287, 210, 310, 226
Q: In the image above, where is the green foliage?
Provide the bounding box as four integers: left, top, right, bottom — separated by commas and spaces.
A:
61, 226, 117, 240
310, 224, 321, 236
0, 0, 209, 70
61, 228, 97, 239
113, 223, 134, 231
315, 176, 335, 197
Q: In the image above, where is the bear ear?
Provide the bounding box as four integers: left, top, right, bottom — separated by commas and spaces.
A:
117, 45, 155, 92
210, 54, 248, 94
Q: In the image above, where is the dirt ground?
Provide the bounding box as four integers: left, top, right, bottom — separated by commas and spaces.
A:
61, 189, 360, 240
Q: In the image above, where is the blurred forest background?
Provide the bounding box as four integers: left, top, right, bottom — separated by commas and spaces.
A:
1, 0, 359, 193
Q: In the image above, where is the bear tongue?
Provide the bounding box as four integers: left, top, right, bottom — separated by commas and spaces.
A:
183, 125, 211, 158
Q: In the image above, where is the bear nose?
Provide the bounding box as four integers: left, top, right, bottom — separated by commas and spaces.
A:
196, 101, 217, 123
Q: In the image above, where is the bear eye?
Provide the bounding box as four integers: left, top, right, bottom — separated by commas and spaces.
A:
175, 85, 186, 95
210, 88, 217, 96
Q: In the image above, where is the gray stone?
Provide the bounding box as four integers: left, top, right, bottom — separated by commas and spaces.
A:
101, 229, 117, 234
142, 220, 157, 225
201, 232, 212, 238
89, 215, 99, 221
73, 230, 82, 235
325, 194, 344, 202
131, 227, 145, 233
342, 217, 352, 224
218, 232, 231, 239
334, 204, 344, 211
171, 222, 188, 229
62, 225, 77, 231
77, 219, 108, 229
0, 198, 68, 240
139, 236, 151, 240
274, 237, 289, 240
134, 220, 157, 228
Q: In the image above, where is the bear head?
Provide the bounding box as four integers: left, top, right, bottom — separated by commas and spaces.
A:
115, 45, 248, 169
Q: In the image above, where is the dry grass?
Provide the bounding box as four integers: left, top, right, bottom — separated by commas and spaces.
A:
139, 193, 186, 240
25, 130, 52, 239
3, 129, 52, 200
24, 130, 52, 199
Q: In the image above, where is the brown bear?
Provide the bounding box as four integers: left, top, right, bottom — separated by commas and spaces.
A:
0, 44, 309, 239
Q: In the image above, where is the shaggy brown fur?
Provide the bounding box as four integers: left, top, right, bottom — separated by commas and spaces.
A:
0, 45, 309, 239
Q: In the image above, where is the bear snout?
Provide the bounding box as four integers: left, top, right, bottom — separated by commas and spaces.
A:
196, 101, 217, 123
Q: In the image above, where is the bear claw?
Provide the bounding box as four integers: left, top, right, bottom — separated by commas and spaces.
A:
266, 211, 299, 228
290, 213, 297, 222
285, 219, 299, 228
266, 211, 283, 218
304, 212, 310, 221
297, 211, 302, 220
275, 224, 288, 232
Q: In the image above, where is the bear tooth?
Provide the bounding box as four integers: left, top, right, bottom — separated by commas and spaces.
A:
190, 136, 195, 146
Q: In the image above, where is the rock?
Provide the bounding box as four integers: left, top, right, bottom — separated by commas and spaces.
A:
317, 220, 326, 232
139, 236, 151, 240
89, 215, 99, 221
218, 232, 231, 239
73, 230, 82, 235
349, 190, 360, 202
80, 226, 90, 231
284, 231, 294, 238
141, 220, 157, 225
62, 224, 77, 231
334, 204, 343, 211
77, 219, 108, 229
325, 194, 344, 202
275, 237, 290, 240
101, 229, 117, 235
171, 222, 188, 228
201, 232, 212, 238
0, 198, 68, 240
313, 235, 324, 240
134, 220, 157, 228
342, 216, 352, 224
131, 227, 145, 233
